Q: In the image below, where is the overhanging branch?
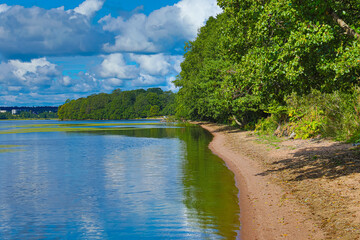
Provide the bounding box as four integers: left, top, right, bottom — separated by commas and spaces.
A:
328, 9, 360, 40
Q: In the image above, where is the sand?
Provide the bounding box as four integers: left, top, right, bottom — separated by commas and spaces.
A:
198, 122, 360, 239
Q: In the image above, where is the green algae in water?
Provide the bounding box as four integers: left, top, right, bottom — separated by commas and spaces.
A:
12, 122, 163, 128
0, 149, 25, 153
0, 122, 166, 135
0, 126, 161, 135
0, 145, 24, 148
0, 145, 25, 153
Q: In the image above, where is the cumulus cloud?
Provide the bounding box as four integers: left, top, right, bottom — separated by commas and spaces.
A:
172, 55, 183, 73
0, 57, 100, 101
132, 74, 164, 87
60, 72, 99, 93
0, 1, 108, 58
175, 0, 221, 35
94, 53, 182, 89
60, 75, 72, 86
101, 14, 157, 52
129, 53, 171, 75
101, 78, 124, 91
0, 92, 89, 106
0, 58, 60, 89
165, 76, 178, 92
98, 53, 139, 79
74, 0, 105, 18
0, 4, 10, 13
100, 0, 222, 53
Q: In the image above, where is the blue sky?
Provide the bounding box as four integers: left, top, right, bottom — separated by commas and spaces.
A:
0, 0, 221, 106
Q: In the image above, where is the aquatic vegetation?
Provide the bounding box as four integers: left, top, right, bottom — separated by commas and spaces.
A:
12, 122, 163, 129
0, 122, 168, 135
0, 149, 24, 153
0, 145, 24, 148
0, 145, 25, 153
0, 126, 153, 135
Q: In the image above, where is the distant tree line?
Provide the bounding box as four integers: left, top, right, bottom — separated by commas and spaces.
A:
58, 88, 176, 120
0, 107, 58, 119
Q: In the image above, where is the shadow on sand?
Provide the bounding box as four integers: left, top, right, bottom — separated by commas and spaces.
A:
257, 143, 360, 181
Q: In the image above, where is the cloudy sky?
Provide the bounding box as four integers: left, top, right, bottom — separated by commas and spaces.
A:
0, 0, 221, 106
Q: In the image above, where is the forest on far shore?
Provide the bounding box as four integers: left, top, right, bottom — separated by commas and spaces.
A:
57, 88, 175, 120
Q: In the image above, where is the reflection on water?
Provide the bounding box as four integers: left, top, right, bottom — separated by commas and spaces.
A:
179, 128, 240, 239
0, 121, 240, 239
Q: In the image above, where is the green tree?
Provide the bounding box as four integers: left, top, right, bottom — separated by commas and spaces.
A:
149, 105, 160, 117
176, 0, 360, 126
58, 89, 176, 120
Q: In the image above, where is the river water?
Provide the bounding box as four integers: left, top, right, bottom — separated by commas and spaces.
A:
0, 120, 240, 239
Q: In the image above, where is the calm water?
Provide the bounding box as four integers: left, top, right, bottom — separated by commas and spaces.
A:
0, 120, 240, 239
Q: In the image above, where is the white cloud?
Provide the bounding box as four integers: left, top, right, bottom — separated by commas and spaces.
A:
0, 4, 107, 58
0, 92, 89, 106
0, 4, 10, 13
175, 0, 221, 35
61, 75, 72, 86
93, 53, 183, 89
106, 78, 123, 86
165, 76, 178, 92
8, 86, 22, 92
99, 53, 139, 79
74, 0, 104, 18
10, 58, 57, 81
1, 95, 18, 103
101, 14, 157, 52
0, 58, 60, 87
130, 54, 171, 75
172, 55, 183, 73
100, 0, 222, 53
101, 78, 124, 91
70, 83, 93, 92
56, 72, 99, 93
132, 74, 164, 87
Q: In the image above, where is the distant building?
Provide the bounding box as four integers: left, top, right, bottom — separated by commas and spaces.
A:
11, 109, 17, 115
0, 110, 6, 113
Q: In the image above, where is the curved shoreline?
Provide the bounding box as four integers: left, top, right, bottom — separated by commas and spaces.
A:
199, 122, 325, 240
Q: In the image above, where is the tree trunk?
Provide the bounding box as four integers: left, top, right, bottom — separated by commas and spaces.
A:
328, 9, 360, 40
232, 115, 242, 127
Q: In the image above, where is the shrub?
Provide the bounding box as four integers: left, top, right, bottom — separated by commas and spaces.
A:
286, 89, 360, 140
256, 88, 360, 141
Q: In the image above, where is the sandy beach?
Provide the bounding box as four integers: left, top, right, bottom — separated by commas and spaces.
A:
198, 122, 360, 239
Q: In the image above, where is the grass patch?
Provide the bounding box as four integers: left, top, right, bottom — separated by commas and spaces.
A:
257, 134, 283, 143
254, 134, 285, 149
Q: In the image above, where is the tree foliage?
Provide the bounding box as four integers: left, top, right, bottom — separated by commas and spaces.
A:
57, 88, 175, 120
176, 0, 360, 128
175, 14, 233, 122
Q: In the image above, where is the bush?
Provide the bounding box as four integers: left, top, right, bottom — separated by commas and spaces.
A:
255, 115, 279, 135
286, 89, 360, 140
256, 88, 360, 141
